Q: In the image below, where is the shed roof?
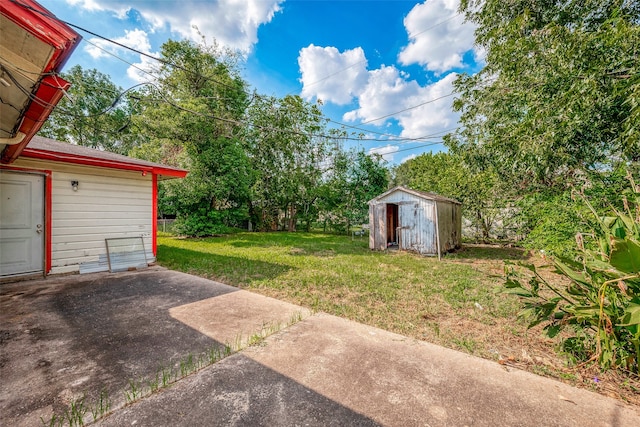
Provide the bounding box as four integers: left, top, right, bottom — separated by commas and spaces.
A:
368, 186, 461, 205
20, 135, 188, 179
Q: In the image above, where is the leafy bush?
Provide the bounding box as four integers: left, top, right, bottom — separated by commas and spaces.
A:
505, 173, 640, 372
173, 209, 239, 237
516, 167, 633, 258
516, 191, 582, 258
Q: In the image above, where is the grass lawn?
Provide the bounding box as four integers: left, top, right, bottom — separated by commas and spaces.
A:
157, 231, 639, 405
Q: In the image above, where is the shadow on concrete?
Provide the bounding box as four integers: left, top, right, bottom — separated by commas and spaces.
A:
97, 352, 381, 427
0, 269, 235, 426
1, 269, 379, 427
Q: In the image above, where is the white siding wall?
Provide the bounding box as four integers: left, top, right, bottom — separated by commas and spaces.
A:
13, 158, 153, 274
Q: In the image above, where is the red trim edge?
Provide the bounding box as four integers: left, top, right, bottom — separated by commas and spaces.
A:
152, 174, 158, 257
0, 165, 52, 275
1, 75, 72, 164
45, 170, 52, 273
20, 149, 188, 178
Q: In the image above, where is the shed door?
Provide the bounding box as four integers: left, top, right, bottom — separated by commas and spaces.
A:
0, 171, 44, 276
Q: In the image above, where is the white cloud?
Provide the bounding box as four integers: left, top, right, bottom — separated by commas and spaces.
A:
400, 153, 417, 163
85, 29, 151, 59
298, 45, 369, 105
343, 67, 459, 141
369, 144, 399, 163
394, 72, 459, 139
343, 65, 420, 124
126, 54, 159, 84
69, 0, 284, 51
398, 0, 477, 73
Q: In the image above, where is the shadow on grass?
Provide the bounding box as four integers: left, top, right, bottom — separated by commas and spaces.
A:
157, 244, 295, 285
447, 244, 529, 261
220, 231, 371, 256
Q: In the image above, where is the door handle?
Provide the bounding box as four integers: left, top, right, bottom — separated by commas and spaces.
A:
36, 224, 43, 234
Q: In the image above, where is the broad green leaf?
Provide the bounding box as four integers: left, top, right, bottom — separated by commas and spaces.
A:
502, 287, 533, 297
619, 301, 640, 327
610, 239, 640, 274
545, 324, 562, 338
554, 260, 590, 286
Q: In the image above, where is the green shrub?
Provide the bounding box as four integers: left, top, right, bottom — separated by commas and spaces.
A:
505, 173, 640, 372
173, 209, 239, 237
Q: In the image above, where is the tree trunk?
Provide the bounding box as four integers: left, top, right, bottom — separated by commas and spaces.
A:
288, 204, 296, 232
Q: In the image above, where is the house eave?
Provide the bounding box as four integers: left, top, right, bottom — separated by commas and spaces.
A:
20, 147, 188, 179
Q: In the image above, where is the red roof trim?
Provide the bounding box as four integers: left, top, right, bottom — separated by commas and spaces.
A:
20, 148, 188, 178
1, 0, 81, 71
1, 75, 71, 163
0, 0, 81, 164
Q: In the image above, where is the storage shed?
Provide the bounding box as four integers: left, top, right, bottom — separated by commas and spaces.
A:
368, 186, 461, 257
0, 136, 187, 278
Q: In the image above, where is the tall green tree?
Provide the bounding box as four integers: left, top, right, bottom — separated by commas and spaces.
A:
450, 0, 640, 189
39, 65, 141, 154
244, 94, 328, 231
319, 147, 389, 233
393, 152, 503, 240
132, 39, 251, 236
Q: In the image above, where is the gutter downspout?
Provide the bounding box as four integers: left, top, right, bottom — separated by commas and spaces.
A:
0, 132, 26, 145
434, 202, 441, 260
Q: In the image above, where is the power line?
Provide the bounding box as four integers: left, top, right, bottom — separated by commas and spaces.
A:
9, 0, 241, 93
360, 93, 456, 125
81, 37, 160, 83
367, 141, 446, 162
407, 13, 461, 39
10, 0, 468, 151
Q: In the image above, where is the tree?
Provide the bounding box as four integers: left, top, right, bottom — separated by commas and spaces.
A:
319, 147, 389, 233
244, 94, 328, 231
450, 0, 640, 190
38, 65, 141, 154
393, 151, 503, 241
131, 39, 252, 236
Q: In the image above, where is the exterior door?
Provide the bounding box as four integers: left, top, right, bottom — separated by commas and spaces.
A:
0, 171, 44, 276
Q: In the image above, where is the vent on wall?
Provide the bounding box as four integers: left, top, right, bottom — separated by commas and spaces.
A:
105, 237, 148, 272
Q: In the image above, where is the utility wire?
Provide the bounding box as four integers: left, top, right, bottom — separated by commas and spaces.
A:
9, 0, 240, 93
9, 0, 467, 149
407, 13, 461, 39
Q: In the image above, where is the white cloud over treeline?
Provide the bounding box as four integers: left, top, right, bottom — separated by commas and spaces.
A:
69, 0, 283, 51
297, 0, 477, 162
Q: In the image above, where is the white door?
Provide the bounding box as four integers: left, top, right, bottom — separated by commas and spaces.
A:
0, 171, 44, 276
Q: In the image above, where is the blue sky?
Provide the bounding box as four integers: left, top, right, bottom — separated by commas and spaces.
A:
38, 0, 483, 164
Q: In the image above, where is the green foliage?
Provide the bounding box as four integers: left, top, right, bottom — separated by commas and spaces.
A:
516, 167, 636, 257
130, 39, 251, 236
318, 148, 389, 233
244, 94, 329, 231
452, 0, 640, 189
172, 208, 241, 237
516, 191, 582, 258
392, 151, 504, 240
38, 65, 142, 154
505, 174, 640, 372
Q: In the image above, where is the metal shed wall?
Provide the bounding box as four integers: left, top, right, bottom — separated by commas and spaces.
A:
436, 199, 462, 252
369, 190, 437, 255
368, 187, 461, 256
